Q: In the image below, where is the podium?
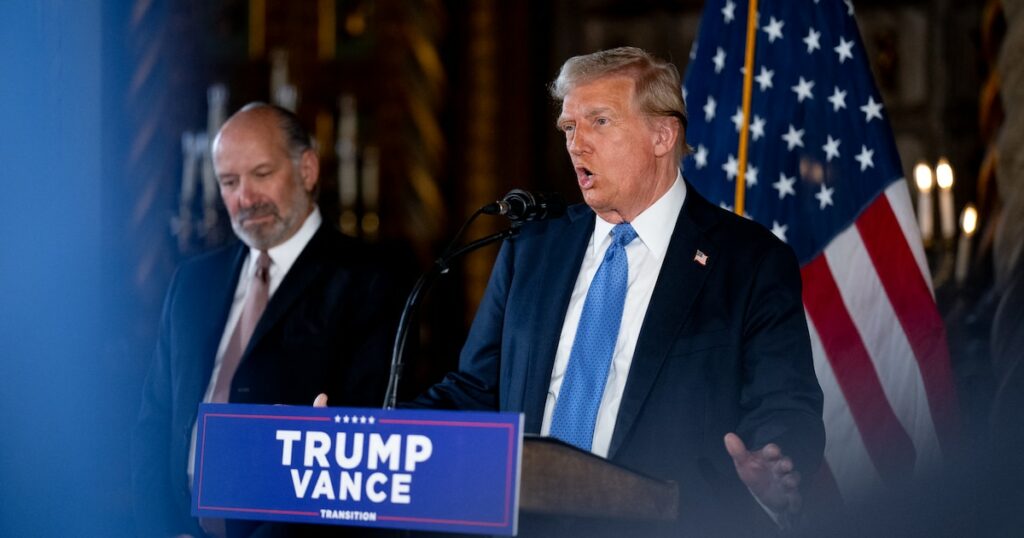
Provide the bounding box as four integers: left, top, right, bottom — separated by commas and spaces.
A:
191, 405, 678, 535
520, 435, 679, 522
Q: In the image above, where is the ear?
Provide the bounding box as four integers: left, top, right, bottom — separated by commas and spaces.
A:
299, 150, 320, 193
650, 117, 679, 158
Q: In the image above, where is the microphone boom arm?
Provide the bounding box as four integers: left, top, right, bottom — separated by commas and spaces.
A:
382, 224, 521, 409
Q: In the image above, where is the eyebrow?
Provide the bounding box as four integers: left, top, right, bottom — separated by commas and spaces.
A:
583, 106, 614, 119
556, 106, 616, 127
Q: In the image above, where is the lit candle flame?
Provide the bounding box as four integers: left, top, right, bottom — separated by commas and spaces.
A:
961, 205, 978, 236
914, 162, 934, 192
936, 158, 954, 190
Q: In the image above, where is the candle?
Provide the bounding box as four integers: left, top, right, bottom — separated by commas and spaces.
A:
274, 84, 299, 112
175, 132, 199, 250
936, 158, 955, 241
361, 145, 379, 212
206, 84, 228, 137
955, 204, 978, 285
196, 132, 218, 236
270, 49, 288, 103
336, 95, 358, 235
179, 132, 197, 209
361, 145, 380, 239
914, 162, 934, 243
203, 84, 229, 235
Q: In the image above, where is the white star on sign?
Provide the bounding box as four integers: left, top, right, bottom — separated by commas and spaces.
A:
731, 107, 745, 132
723, 154, 739, 180
855, 145, 875, 171
334, 415, 341, 423
823, 135, 841, 162
722, 0, 736, 23
792, 77, 815, 103
835, 37, 854, 64
703, 95, 717, 121
750, 115, 766, 141
860, 96, 883, 122
771, 221, 788, 242
745, 164, 759, 186
804, 27, 821, 53
755, 66, 774, 91
713, 47, 726, 74
782, 124, 804, 150
815, 183, 835, 209
828, 86, 847, 112
694, 144, 708, 169
773, 173, 796, 199
763, 16, 785, 43
368, 417, 375, 424
343, 415, 351, 423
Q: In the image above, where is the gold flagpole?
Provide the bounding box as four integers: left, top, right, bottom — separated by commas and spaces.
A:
736, 0, 760, 216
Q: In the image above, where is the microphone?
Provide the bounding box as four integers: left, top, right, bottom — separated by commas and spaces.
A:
482, 189, 567, 222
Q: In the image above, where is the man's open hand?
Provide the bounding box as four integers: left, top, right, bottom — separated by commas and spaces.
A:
724, 432, 802, 516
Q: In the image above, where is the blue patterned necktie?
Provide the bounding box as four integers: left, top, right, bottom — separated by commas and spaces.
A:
550, 222, 638, 451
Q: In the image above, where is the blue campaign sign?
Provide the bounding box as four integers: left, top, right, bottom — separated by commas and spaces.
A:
192, 404, 523, 535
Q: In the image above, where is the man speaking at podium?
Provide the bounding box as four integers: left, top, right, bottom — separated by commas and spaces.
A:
132, 104, 399, 538
415, 47, 825, 535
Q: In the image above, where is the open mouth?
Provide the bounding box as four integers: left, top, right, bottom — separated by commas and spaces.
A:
576, 166, 595, 188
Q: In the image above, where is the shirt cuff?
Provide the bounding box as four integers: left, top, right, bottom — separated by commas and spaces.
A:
748, 486, 792, 530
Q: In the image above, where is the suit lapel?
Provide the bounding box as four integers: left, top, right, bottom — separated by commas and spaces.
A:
244, 224, 330, 357
520, 206, 595, 431
192, 243, 248, 398
608, 186, 721, 459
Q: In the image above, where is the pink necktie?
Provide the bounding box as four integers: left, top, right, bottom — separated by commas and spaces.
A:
210, 250, 271, 403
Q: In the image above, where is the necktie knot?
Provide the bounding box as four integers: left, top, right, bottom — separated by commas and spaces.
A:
254, 251, 272, 283
611, 223, 637, 247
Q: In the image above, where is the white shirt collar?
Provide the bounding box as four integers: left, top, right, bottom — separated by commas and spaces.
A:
245, 206, 322, 278
592, 170, 687, 261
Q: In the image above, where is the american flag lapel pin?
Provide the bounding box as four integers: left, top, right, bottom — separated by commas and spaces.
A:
694, 250, 708, 266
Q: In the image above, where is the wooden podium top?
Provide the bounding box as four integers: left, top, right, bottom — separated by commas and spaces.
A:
519, 435, 679, 521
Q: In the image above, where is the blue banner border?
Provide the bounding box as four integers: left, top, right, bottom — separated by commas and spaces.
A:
192, 404, 522, 534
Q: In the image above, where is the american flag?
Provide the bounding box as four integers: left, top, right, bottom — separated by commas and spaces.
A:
682, 0, 959, 503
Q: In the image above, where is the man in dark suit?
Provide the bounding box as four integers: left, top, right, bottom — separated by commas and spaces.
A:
132, 104, 400, 538
414, 48, 825, 535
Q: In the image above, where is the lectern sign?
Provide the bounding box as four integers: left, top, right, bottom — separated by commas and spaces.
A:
192, 404, 523, 535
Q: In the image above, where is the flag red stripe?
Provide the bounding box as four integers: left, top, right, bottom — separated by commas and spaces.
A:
855, 195, 960, 454
802, 255, 916, 486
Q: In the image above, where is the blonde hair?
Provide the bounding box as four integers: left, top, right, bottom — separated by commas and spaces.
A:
551, 47, 690, 158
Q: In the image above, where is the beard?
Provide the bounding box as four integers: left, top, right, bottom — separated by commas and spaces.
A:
232, 193, 309, 250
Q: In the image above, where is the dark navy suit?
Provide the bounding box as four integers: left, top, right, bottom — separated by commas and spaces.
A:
417, 185, 825, 536
132, 223, 401, 538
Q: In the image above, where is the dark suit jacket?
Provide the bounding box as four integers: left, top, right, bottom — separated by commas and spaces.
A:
416, 186, 825, 536
132, 222, 402, 538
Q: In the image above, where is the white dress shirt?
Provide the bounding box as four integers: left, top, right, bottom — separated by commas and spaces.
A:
541, 173, 686, 457
187, 207, 322, 484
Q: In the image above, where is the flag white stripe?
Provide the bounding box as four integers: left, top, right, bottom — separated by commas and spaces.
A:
822, 221, 943, 474
806, 313, 883, 504
884, 181, 934, 297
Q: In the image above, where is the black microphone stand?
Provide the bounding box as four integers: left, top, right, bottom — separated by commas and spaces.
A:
382, 215, 521, 409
